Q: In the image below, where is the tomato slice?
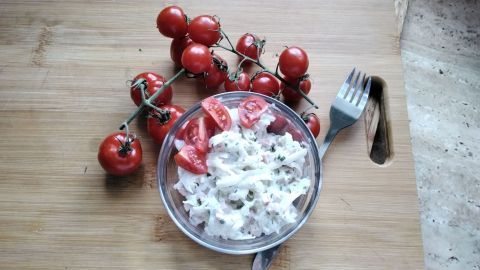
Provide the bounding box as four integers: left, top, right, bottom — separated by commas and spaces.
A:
267, 113, 302, 142
238, 95, 269, 128
203, 115, 217, 137
174, 145, 208, 174
176, 121, 189, 139
267, 113, 289, 134
183, 117, 209, 153
201, 97, 232, 131
285, 124, 303, 142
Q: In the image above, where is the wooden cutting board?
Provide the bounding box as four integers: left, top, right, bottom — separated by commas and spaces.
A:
0, 0, 424, 269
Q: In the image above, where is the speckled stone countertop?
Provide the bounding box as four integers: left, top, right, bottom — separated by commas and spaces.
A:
400, 0, 480, 269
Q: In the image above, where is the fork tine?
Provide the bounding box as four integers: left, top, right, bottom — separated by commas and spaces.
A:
338, 68, 355, 98
357, 76, 372, 108
352, 72, 366, 104
346, 71, 363, 102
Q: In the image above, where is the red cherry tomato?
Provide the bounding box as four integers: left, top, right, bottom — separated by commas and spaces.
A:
130, 72, 173, 107
285, 124, 303, 142
176, 121, 188, 140
279, 46, 309, 78
156, 6, 188, 38
203, 54, 228, 89
183, 117, 211, 153
267, 113, 288, 134
179, 116, 216, 140
170, 36, 194, 67
201, 97, 232, 131
281, 77, 312, 102
203, 115, 217, 137
251, 72, 280, 97
303, 113, 320, 138
188, 15, 220, 46
98, 132, 142, 176
147, 105, 186, 145
236, 33, 262, 61
175, 145, 208, 174
224, 72, 250, 92
181, 44, 212, 74
238, 96, 269, 128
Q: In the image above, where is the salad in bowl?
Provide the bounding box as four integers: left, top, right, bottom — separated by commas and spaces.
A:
157, 92, 322, 254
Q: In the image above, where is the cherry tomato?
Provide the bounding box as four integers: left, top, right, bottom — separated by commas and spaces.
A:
285, 124, 303, 142
251, 72, 280, 96
236, 33, 262, 61
281, 76, 312, 102
203, 54, 228, 89
178, 116, 216, 140
156, 6, 188, 38
175, 145, 208, 174
279, 46, 309, 78
201, 97, 232, 131
130, 72, 173, 107
203, 115, 217, 137
183, 117, 208, 153
303, 113, 320, 138
188, 15, 220, 46
170, 36, 194, 67
238, 96, 269, 128
147, 104, 186, 145
267, 113, 288, 134
224, 72, 250, 92
181, 44, 212, 74
98, 132, 142, 176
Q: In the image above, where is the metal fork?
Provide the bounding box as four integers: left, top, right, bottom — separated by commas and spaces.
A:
252, 68, 372, 270
318, 68, 372, 157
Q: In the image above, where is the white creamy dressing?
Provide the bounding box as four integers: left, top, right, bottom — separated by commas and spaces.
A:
174, 107, 310, 240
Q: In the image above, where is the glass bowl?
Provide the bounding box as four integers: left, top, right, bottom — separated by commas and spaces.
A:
157, 91, 322, 255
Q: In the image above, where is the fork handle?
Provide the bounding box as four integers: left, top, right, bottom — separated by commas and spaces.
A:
318, 126, 340, 159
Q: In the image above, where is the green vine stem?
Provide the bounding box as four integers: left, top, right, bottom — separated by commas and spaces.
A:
214, 30, 319, 109
119, 68, 186, 130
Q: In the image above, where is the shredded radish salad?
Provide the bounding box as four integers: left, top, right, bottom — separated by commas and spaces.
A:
173, 97, 310, 240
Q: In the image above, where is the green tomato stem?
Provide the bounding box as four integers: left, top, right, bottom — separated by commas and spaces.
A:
219, 28, 235, 50
119, 68, 186, 130
215, 33, 318, 109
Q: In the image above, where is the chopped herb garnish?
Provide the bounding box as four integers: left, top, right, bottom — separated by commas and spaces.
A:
247, 190, 254, 201
276, 155, 286, 161
231, 199, 245, 209
197, 198, 202, 205
270, 144, 276, 152
219, 219, 225, 224
207, 173, 212, 177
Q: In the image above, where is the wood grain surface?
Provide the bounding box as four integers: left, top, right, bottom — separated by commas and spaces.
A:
0, 1, 424, 269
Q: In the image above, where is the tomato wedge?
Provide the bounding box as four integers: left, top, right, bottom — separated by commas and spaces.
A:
201, 97, 232, 131
267, 113, 289, 134
174, 145, 208, 174
183, 118, 208, 153
183, 117, 216, 153
203, 116, 217, 137
238, 95, 269, 128
285, 124, 303, 142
